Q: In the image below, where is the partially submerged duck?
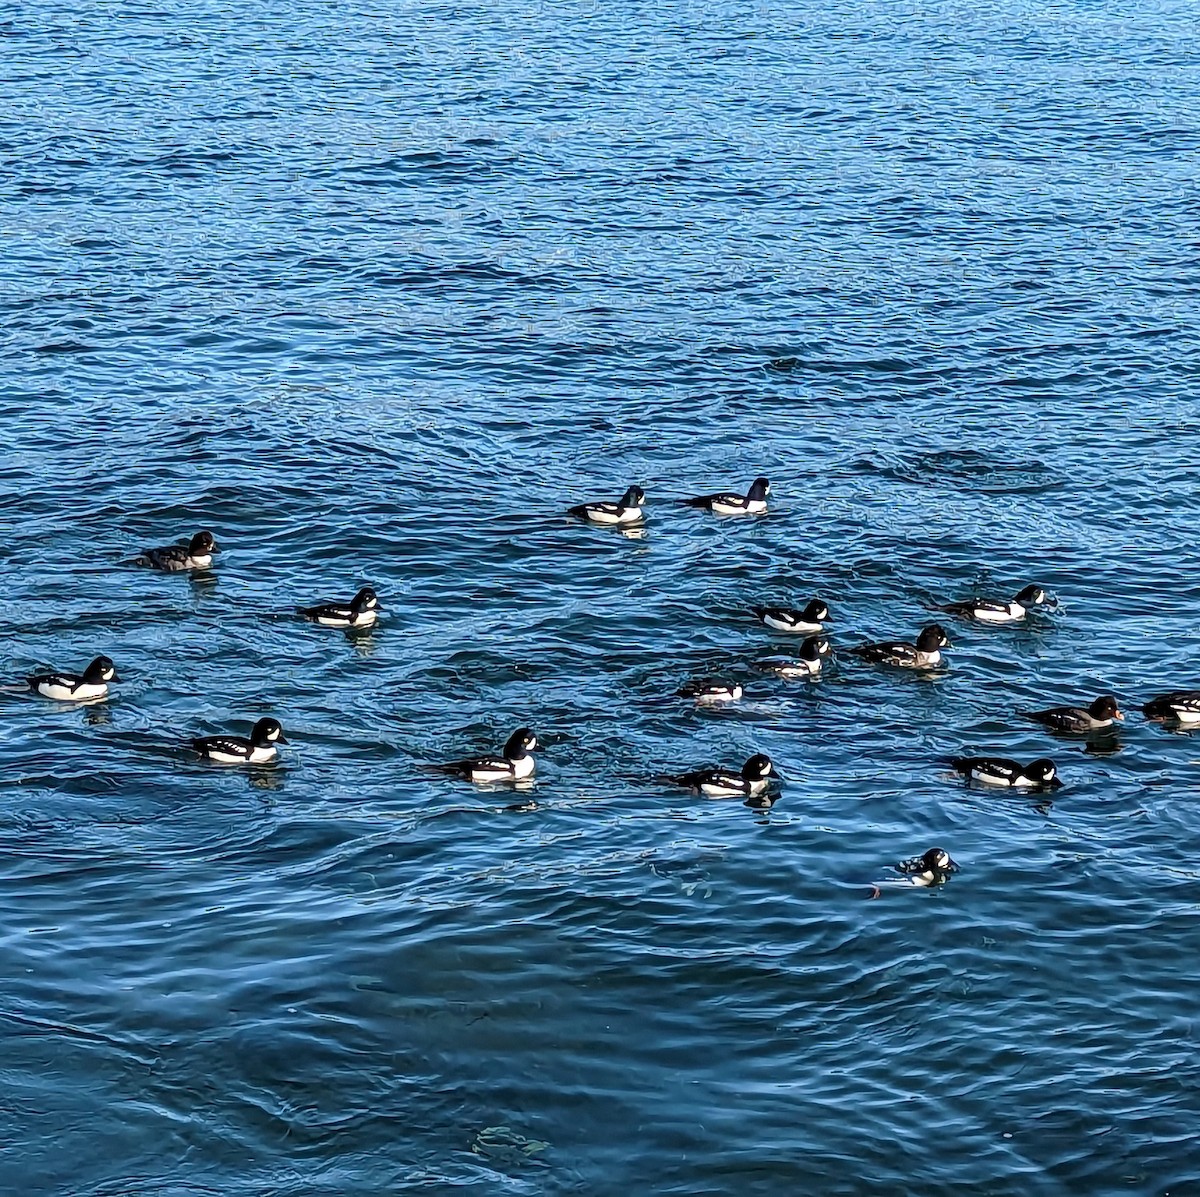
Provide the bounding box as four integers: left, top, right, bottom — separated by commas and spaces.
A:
440, 728, 539, 784
677, 679, 744, 703
895, 847, 959, 887
28, 655, 121, 702
193, 716, 287, 765
132, 530, 219, 571
1142, 692, 1200, 726
947, 756, 1060, 789
298, 585, 380, 629
852, 624, 950, 669
569, 485, 646, 526
1021, 694, 1123, 734
680, 476, 770, 516
933, 584, 1055, 623
671, 753, 775, 798
753, 599, 829, 635
758, 636, 833, 678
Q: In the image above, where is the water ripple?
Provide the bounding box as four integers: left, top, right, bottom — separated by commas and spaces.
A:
3, 0, 1200, 1190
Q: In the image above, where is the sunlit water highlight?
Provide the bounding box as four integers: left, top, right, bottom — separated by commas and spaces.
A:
3, 0, 1200, 1192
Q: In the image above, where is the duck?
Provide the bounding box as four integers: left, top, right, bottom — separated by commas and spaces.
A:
27, 655, 121, 701
441, 727, 538, 783
933, 584, 1054, 623
193, 716, 287, 764
132, 530, 219, 571
676, 679, 744, 703
895, 847, 959, 887
297, 586, 380, 628
758, 636, 833, 678
753, 599, 829, 634
947, 756, 1060, 789
671, 753, 775, 798
1142, 691, 1200, 725
1021, 694, 1123, 733
851, 624, 950, 669
680, 476, 770, 516
569, 485, 645, 526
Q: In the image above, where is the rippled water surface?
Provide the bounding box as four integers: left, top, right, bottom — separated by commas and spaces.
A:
4, 0, 1200, 1192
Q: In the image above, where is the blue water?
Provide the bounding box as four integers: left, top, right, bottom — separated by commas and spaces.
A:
4, 0, 1200, 1192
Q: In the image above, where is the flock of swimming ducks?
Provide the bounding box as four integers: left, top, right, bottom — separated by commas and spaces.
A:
19, 475, 1200, 891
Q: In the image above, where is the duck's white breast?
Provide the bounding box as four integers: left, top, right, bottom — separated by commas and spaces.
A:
38, 680, 107, 701
700, 777, 743, 797
205, 746, 250, 764
975, 605, 1020, 623
586, 506, 624, 524
971, 766, 1013, 785
710, 497, 749, 515
776, 661, 818, 677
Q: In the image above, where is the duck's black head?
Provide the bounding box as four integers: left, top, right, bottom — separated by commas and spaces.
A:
802, 599, 829, 622
747, 477, 770, 501
1014, 584, 1050, 606
742, 753, 773, 780
252, 717, 287, 745
1027, 758, 1057, 784
505, 727, 538, 757
922, 847, 958, 873
190, 530, 218, 554
1090, 694, 1123, 721
916, 624, 951, 651
353, 586, 379, 611
84, 655, 120, 684
620, 485, 645, 508
1141, 694, 1187, 722
800, 635, 832, 661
